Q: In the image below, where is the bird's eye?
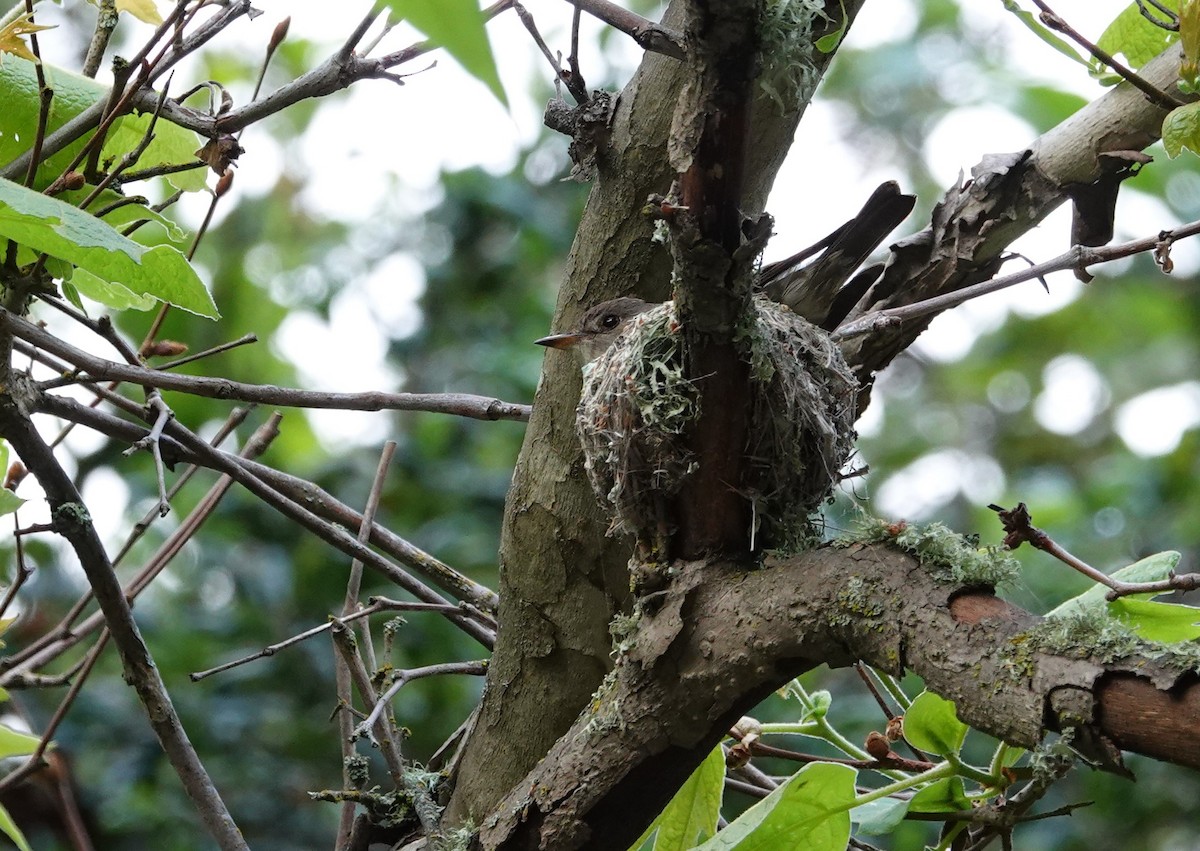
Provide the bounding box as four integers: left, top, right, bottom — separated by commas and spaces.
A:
601, 314, 620, 329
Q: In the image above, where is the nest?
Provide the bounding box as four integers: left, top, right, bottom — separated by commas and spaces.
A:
576, 295, 857, 548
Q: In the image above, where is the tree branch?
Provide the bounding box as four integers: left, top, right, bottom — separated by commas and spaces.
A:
841, 42, 1195, 403
478, 543, 1200, 849
1, 309, 529, 422
0, 379, 249, 851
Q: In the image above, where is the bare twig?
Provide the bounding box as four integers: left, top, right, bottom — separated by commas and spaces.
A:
1032, 0, 1182, 109
562, 0, 685, 60
1, 413, 277, 688
4, 307, 530, 421
991, 502, 1200, 599
514, 2, 587, 104
122, 389, 174, 516
835, 218, 1200, 341
154, 334, 259, 371
30, 388, 500, 627
190, 599, 461, 681
330, 621, 407, 784
355, 660, 488, 741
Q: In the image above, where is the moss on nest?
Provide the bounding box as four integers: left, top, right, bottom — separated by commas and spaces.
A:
577, 302, 697, 535
575, 295, 856, 548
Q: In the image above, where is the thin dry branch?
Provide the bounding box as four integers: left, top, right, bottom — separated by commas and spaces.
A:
0, 387, 249, 851
2, 309, 529, 421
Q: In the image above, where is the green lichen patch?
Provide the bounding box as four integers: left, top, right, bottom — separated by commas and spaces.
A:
1029, 607, 1200, 674
855, 517, 1021, 588
758, 0, 830, 113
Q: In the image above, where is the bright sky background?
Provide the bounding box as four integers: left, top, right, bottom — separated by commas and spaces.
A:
26, 1, 1196, 540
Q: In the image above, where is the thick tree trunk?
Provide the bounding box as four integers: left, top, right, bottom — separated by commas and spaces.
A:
446, 0, 864, 823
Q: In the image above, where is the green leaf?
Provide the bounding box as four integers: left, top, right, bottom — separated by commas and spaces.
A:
628, 746, 724, 851
57, 187, 187, 244
1183, 0, 1200, 84
0, 723, 41, 759
382, 0, 507, 106
1108, 598, 1200, 642
0, 55, 206, 192
907, 777, 971, 814
68, 268, 159, 312
850, 796, 908, 836
814, 0, 846, 53
1163, 102, 1200, 157
0, 442, 21, 518
903, 691, 967, 757
1091, 1, 1179, 77
0, 802, 31, 851
0, 177, 217, 317
693, 763, 856, 850
999, 0, 1087, 66
0, 489, 24, 518
1048, 551, 1181, 618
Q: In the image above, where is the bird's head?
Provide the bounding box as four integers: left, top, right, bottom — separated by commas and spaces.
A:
535, 297, 657, 363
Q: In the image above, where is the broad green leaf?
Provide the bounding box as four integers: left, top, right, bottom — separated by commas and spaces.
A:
0, 55, 206, 192
0, 802, 31, 851
999, 1, 1087, 67
1163, 102, 1200, 157
907, 777, 971, 814
628, 746, 724, 851
383, 0, 507, 106
0, 723, 41, 759
693, 763, 855, 850
1048, 551, 1181, 617
68, 268, 158, 311
0, 489, 24, 518
57, 187, 187, 244
0, 177, 217, 317
1108, 598, 1200, 642
1091, 1, 1179, 78
903, 692, 967, 757
850, 796, 908, 836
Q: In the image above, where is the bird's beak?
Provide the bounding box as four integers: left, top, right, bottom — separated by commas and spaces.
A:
535, 332, 584, 350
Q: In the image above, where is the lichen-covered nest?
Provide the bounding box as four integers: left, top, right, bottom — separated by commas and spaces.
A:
576, 294, 857, 548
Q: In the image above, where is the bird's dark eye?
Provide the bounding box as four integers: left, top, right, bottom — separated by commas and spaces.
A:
601, 314, 620, 329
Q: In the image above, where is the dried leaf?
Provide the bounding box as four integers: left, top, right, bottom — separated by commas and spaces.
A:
0, 13, 55, 62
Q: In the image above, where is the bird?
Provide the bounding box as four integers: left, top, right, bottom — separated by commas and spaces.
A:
536, 181, 915, 358
535, 296, 656, 362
